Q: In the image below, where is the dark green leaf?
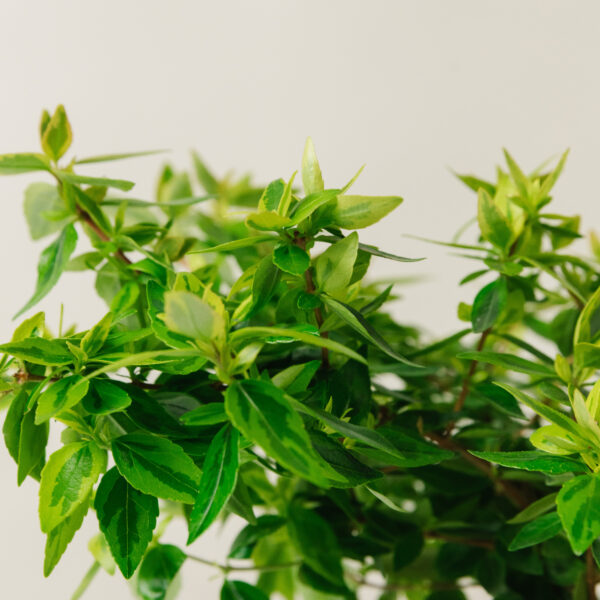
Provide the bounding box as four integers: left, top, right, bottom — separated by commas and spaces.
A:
272, 244, 310, 276
188, 426, 240, 543
82, 379, 131, 415
137, 544, 186, 600
470, 451, 584, 474
509, 512, 562, 550
221, 580, 269, 600
458, 351, 556, 377
471, 278, 507, 333
95, 466, 159, 578
228, 515, 286, 559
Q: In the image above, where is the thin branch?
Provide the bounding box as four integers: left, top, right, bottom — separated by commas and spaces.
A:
587, 547, 597, 600
186, 554, 300, 573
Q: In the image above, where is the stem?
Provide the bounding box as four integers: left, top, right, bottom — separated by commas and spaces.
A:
425, 531, 494, 549
587, 548, 597, 600
295, 234, 329, 368
70, 561, 101, 600
452, 328, 490, 415
186, 554, 300, 573
76, 207, 133, 265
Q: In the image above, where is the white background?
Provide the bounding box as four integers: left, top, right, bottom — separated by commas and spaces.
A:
1, 1, 599, 598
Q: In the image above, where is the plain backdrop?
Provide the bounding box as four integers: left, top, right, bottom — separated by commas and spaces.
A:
1, 1, 600, 598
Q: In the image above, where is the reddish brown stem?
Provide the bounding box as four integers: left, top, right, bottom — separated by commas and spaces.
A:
587, 548, 597, 600
77, 207, 132, 265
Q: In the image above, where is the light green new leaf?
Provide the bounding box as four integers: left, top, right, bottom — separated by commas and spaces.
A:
246, 211, 292, 231
574, 285, 600, 345
137, 544, 186, 600
0, 153, 51, 175
112, 433, 201, 504
272, 244, 310, 276
477, 188, 513, 250
81, 313, 113, 357
301, 137, 324, 196
163, 291, 221, 343
44, 494, 90, 577
289, 189, 339, 224
509, 512, 562, 551
230, 326, 366, 364
41, 105, 72, 161
494, 383, 593, 445
557, 473, 600, 555
24, 183, 71, 240
15, 224, 78, 318
471, 278, 507, 333
188, 235, 277, 254
39, 441, 106, 533
315, 232, 358, 294
35, 375, 90, 424
332, 194, 402, 229
95, 466, 159, 578
75, 149, 166, 165
225, 379, 332, 487
57, 171, 135, 191
188, 426, 239, 543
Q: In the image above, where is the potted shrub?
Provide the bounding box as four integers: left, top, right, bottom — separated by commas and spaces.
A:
0, 106, 598, 599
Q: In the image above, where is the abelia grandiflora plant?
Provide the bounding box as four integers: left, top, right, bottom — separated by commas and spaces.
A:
1, 106, 600, 600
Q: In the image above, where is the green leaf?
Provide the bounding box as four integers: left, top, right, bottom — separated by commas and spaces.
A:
471, 278, 507, 333
508, 493, 559, 525
301, 137, 324, 196
39, 441, 106, 533
246, 211, 292, 231
225, 379, 331, 486
81, 313, 113, 357
458, 351, 556, 377
494, 383, 593, 445
272, 244, 310, 276
321, 295, 418, 366
95, 466, 159, 578
393, 523, 424, 570
41, 105, 72, 161
75, 149, 166, 165
15, 224, 78, 318
221, 580, 269, 600
509, 512, 562, 551
82, 379, 131, 415
0, 153, 51, 174
188, 425, 239, 543
309, 430, 382, 487
44, 494, 89, 576
317, 234, 423, 262
57, 171, 135, 191
287, 504, 345, 586
137, 544, 186, 600
188, 235, 277, 254
17, 405, 49, 485
24, 183, 71, 240
574, 285, 600, 345
314, 232, 358, 293
557, 473, 600, 555
112, 433, 201, 503
289, 189, 339, 224
251, 255, 281, 312
331, 194, 403, 229
228, 515, 286, 559
2, 388, 29, 466
35, 375, 90, 424
0, 338, 72, 365
180, 403, 228, 426
258, 179, 285, 212
469, 451, 584, 475
477, 188, 513, 250
162, 290, 223, 343
191, 151, 219, 193
231, 326, 367, 364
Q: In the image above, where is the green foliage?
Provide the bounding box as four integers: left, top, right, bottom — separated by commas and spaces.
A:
3, 107, 600, 599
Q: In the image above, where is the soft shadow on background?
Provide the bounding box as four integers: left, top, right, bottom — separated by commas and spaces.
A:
1, 1, 599, 598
